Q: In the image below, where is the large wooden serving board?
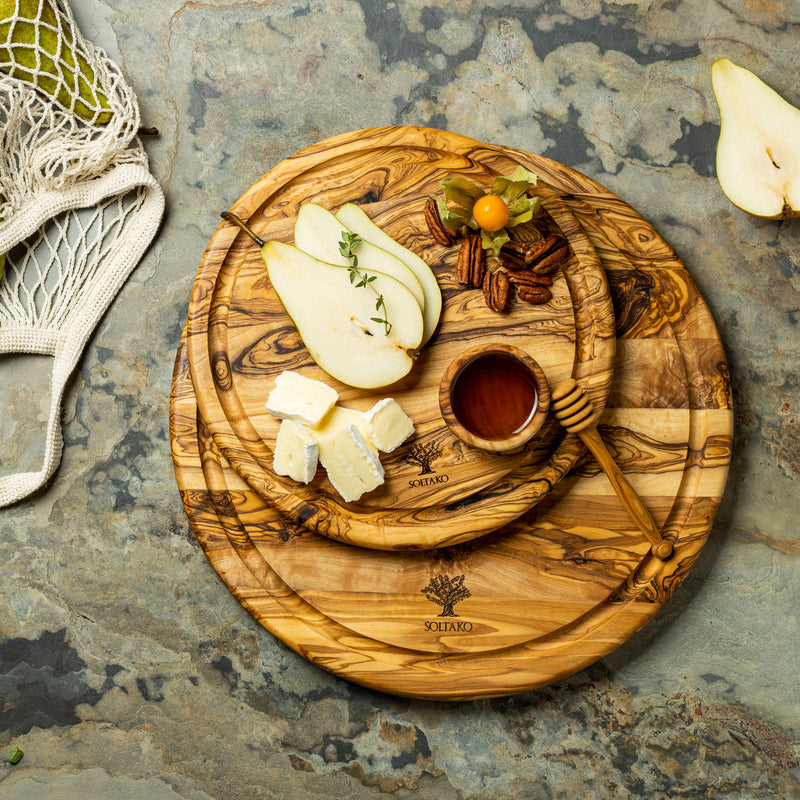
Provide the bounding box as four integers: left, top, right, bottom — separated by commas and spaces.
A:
170, 131, 733, 699
185, 128, 616, 550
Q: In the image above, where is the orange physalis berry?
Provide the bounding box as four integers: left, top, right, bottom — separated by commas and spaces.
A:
472, 194, 509, 232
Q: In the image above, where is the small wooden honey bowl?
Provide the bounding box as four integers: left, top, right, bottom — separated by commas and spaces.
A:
438, 343, 551, 454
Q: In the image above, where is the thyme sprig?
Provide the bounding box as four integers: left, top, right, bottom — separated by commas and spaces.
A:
339, 231, 392, 336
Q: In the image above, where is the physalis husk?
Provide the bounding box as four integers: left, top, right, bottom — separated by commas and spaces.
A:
431, 166, 542, 256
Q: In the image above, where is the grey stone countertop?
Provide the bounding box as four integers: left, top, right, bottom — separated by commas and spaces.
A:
2, 1, 799, 798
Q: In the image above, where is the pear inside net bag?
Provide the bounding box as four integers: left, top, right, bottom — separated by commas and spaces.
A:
0, 0, 165, 506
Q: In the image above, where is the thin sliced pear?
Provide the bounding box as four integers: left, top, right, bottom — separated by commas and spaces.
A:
261, 241, 423, 389
293, 203, 426, 309
712, 58, 800, 219
335, 203, 442, 343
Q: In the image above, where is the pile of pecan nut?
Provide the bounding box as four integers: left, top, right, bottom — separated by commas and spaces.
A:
424, 197, 569, 313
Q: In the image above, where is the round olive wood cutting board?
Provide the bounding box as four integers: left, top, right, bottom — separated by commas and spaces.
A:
170, 132, 733, 699
185, 127, 616, 550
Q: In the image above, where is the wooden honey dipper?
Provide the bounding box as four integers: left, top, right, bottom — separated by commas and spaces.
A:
551, 379, 674, 560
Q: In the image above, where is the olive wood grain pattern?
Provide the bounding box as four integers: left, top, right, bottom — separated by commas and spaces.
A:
170, 128, 733, 699
184, 127, 616, 549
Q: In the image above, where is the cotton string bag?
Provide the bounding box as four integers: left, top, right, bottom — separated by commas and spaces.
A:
0, 0, 165, 506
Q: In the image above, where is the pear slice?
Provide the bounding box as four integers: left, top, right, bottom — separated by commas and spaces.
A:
711, 58, 800, 219
261, 240, 423, 389
335, 203, 442, 343
293, 203, 426, 310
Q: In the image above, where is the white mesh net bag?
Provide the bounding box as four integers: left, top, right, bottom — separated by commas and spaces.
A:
0, 0, 165, 506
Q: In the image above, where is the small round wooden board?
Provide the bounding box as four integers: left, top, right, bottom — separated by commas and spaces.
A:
185, 128, 616, 550
170, 135, 733, 699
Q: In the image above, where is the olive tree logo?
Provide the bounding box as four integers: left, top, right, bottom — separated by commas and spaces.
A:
405, 441, 441, 475
421, 574, 471, 617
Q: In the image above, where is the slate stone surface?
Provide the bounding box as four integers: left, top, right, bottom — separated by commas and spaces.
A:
2, 1, 799, 798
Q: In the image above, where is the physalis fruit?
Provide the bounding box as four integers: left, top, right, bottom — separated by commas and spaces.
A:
472, 194, 510, 232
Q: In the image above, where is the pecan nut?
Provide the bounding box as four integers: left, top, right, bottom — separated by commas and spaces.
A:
468, 233, 485, 288
525, 235, 570, 275
424, 197, 455, 246
482, 269, 510, 312
531, 242, 570, 275
456, 236, 471, 284
523, 234, 563, 263
517, 284, 552, 304
509, 271, 553, 288
498, 241, 527, 271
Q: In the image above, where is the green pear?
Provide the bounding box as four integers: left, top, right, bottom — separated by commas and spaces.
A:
261, 240, 423, 389
335, 203, 441, 343
293, 203, 426, 310
711, 58, 800, 219
0, 0, 112, 124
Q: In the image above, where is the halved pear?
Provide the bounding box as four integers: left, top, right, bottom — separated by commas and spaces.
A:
335, 203, 442, 343
712, 58, 800, 219
293, 203, 426, 309
261, 240, 423, 389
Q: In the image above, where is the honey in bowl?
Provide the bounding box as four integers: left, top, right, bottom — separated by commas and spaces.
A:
439, 344, 551, 454
451, 353, 539, 440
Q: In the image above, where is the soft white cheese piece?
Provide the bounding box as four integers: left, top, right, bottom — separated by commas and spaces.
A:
265, 370, 338, 426
364, 398, 415, 452
317, 423, 384, 503
272, 419, 318, 483
311, 405, 369, 437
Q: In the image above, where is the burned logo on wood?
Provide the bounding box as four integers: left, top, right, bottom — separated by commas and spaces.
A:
421, 574, 471, 617
405, 441, 441, 475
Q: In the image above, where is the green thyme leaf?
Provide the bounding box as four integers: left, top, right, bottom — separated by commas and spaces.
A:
339, 232, 392, 336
